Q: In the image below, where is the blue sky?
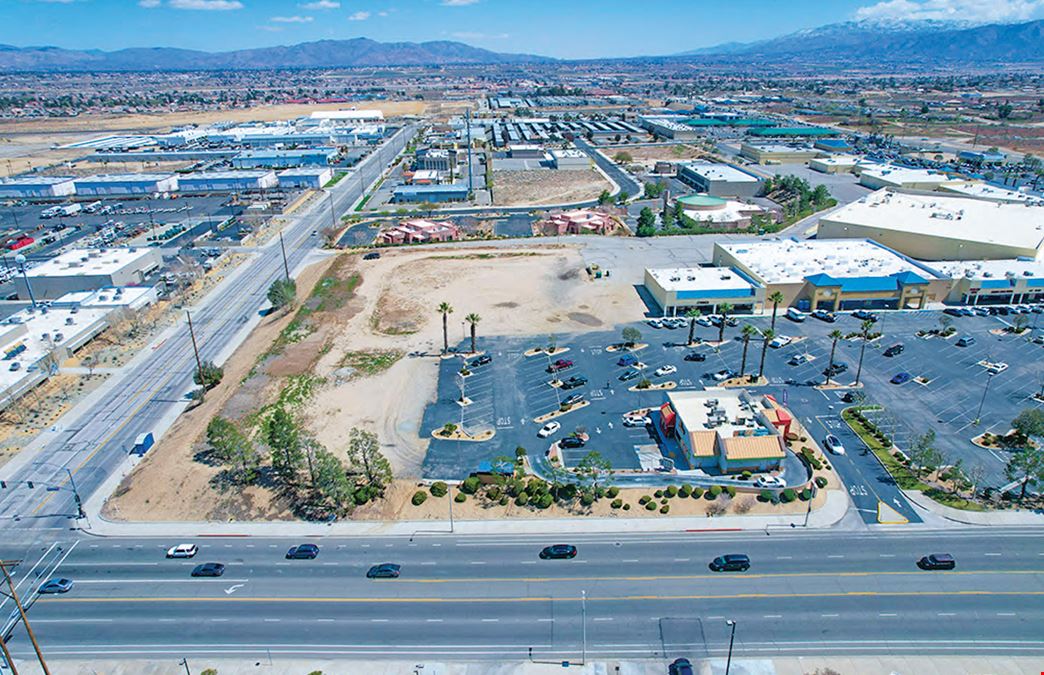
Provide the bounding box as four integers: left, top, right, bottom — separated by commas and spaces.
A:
5, 0, 1044, 58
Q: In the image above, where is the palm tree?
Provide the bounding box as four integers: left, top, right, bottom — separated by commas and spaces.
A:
854, 319, 875, 386
768, 291, 785, 331
465, 313, 481, 354
826, 329, 844, 385
757, 328, 775, 379
685, 308, 702, 346
437, 302, 453, 354
717, 302, 734, 344
739, 324, 757, 378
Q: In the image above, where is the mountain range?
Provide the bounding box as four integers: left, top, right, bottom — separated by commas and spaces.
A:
1, 18, 1042, 72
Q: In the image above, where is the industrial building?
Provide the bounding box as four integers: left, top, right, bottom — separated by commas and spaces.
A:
549, 149, 590, 169
392, 183, 469, 203
73, 173, 178, 196
712, 238, 949, 311
933, 259, 1044, 306
739, 143, 820, 164
937, 181, 1040, 205
857, 165, 951, 190
817, 189, 1044, 261
0, 175, 77, 198
178, 171, 279, 193
637, 115, 700, 140
748, 126, 838, 138
676, 162, 763, 197
814, 138, 854, 153
809, 155, 860, 174
14, 247, 161, 301
89, 149, 237, 163
231, 148, 338, 169
276, 167, 335, 189
507, 144, 546, 159
308, 109, 384, 123
675, 194, 767, 229
416, 148, 456, 172
643, 266, 763, 316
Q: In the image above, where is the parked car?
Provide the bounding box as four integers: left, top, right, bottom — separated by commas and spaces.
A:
539, 544, 577, 559
811, 309, 837, 323
286, 544, 320, 559
38, 578, 73, 594
891, 372, 912, 384
669, 658, 695, 675
684, 352, 706, 362
547, 359, 573, 373
647, 318, 664, 329
823, 362, 848, 377
166, 544, 199, 559
971, 307, 989, 316
696, 316, 713, 327
883, 343, 904, 357
654, 365, 677, 377
917, 553, 956, 570
622, 413, 650, 427
560, 375, 588, 390
710, 369, 734, 382
788, 353, 810, 366
470, 354, 492, 367
537, 421, 561, 438
367, 563, 401, 578
755, 475, 785, 488
943, 307, 963, 317
560, 435, 585, 449
618, 369, 639, 381
956, 336, 975, 347
824, 434, 846, 455
562, 393, 584, 407
617, 354, 639, 367
362, 252, 381, 260
786, 308, 807, 322
769, 335, 791, 349
191, 562, 225, 577
709, 554, 751, 572
986, 362, 1009, 375
852, 309, 878, 322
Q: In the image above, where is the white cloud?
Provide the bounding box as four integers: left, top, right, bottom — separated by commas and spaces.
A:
347, 10, 370, 20
170, 0, 244, 9
856, 0, 1044, 23
271, 14, 313, 22
139, 0, 161, 7
442, 0, 479, 5
300, 0, 339, 8
33, 0, 77, 4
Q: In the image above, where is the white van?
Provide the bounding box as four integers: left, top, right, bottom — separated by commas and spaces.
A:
786, 308, 807, 322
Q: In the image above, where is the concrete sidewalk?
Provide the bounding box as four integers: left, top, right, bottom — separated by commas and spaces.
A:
903, 488, 1044, 526
80, 488, 851, 538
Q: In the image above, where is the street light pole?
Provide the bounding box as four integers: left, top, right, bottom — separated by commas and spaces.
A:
179, 658, 190, 675
186, 310, 205, 403
580, 589, 587, 665
278, 232, 290, 281
725, 619, 737, 675
974, 372, 994, 425
14, 254, 35, 308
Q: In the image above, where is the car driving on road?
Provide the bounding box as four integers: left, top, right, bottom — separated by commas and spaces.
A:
537, 421, 561, 438
883, 343, 904, 357
38, 578, 73, 594
539, 544, 578, 559
367, 563, 401, 578
191, 562, 225, 577
286, 543, 320, 559
709, 554, 750, 572
918, 553, 956, 570
559, 435, 585, 449
166, 544, 198, 558
824, 434, 846, 455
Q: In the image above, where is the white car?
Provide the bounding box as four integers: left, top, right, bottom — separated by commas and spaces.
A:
654, 365, 677, 377
166, 544, 199, 559
769, 335, 791, 349
647, 318, 664, 329
696, 316, 713, 327
755, 475, 785, 489
986, 362, 1009, 375
537, 421, 561, 438
823, 434, 846, 455
622, 413, 650, 427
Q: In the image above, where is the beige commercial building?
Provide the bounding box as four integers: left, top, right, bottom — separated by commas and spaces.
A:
739, 143, 820, 164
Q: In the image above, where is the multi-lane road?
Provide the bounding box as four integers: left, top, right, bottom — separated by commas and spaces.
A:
1, 529, 1042, 663
0, 125, 415, 532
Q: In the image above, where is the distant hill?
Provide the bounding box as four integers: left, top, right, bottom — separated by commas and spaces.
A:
675, 18, 1044, 65
0, 37, 554, 71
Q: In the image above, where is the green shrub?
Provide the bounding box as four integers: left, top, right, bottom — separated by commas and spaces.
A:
580, 493, 595, 506
594, 487, 606, 499
679, 484, 692, 497
201, 670, 218, 675
692, 488, 704, 499
660, 498, 668, 505
780, 488, 796, 503
460, 476, 481, 494
665, 485, 678, 498
758, 489, 773, 502
725, 485, 736, 498
660, 504, 670, 514
814, 476, 828, 488
454, 492, 467, 503
515, 446, 527, 458
639, 495, 650, 505
623, 503, 631, 510
607, 486, 620, 498
799, 488, 812, 501
515, 492, 529, 506
740, 471, 752, 480
645, 501, 657, 511
411, 491, 428, 506
654, 489, 664, 498
537, 493, 554, 509
429, 481, 448, 498
709, 485, 723, 498
499, 496, 509, 506
611, 498, 623, 509
486, 486, 502, 501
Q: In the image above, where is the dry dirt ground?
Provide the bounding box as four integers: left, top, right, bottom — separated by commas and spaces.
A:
104, 244, 648, 522
615, 144, 709, 164
492, 170, 611, 206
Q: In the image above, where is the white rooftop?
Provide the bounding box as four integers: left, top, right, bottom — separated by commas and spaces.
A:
859, 164, 950, 186
811, 155, 859, 166
824, 189, 1044, 254
681, 162, 760, 183
26, 248, 154, 279
667, 389, 772, 440
932, 258, 1044, 282
309, 109, 384, 121
551, 149, 587, 159
74, 173, 175, 183
939, 181, 1042, 205
0, 175, 76, 186
277, 167, 335, 176
681, 199, 765, 224
0, 304, 110, 393
720, 238, 926, 285
181, 170, 275, 179
742, 143, 818, 154
647, 266, 757, 293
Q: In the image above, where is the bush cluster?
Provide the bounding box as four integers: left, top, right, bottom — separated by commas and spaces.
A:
814, 476, 828, 488
429, 482, 448, 498
411, 491, 428, 506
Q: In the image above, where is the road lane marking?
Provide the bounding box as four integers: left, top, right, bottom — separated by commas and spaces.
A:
879, 613, 897, 617
481, 619, 499, 622
593, 617, 613, 622
997, 612, 1016, 616
820, 614, 839, 618
937, 613, 955, 616
763, 614, 782, 619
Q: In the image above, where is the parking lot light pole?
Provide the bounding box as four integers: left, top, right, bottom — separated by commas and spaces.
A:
973, 372, 994, 425
725, 619, 737, 675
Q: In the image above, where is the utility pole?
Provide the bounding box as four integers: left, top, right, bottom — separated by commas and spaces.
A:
278, 232, 290, 281
580, 589, 587, 665
186, 311, 205, 403
0, 561, 49, 675
0, 628, 18, 675
14, 254, 36, 309
974, 372, 994, 425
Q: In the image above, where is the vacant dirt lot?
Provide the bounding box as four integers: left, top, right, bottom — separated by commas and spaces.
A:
616, 144, 709, 163
492, 169, 611, 206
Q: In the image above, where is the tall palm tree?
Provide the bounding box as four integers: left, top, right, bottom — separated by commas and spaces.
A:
717, 302, 734, 344
437, 302, 453, 354
757, 328, 775, 379
685, 308, 702, 346
739, 324, 757, 378
826, 328, 844, 385
768, 291, 785, 331
465, 313, 481, 354
854, 319, 875, 386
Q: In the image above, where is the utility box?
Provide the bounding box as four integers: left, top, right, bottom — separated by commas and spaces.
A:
132, 432, 155, 456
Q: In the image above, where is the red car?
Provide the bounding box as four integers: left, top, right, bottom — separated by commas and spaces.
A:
546, 359, 574, 373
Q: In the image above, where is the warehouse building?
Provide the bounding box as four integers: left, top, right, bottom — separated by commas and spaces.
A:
179, 171, 279, 193
712, 238, 949, 311
937, 181, 1040, 205
643, 266, 764, 316
392, 183, 469, 203
231, 148, 338, 169
416, 148, 455, 172
814, 138, 854, 153
0, 176, 77, 198
676, 162, 763, 197
934, 259, 1044, 306
89, 149, 237, 163
675, 194, 767, 229
14, 247, 161, 301
549, 149, 590, 169
637, 115, 700, 140
507, 144, 546, 159
748, 126, 839, 139
857, 165, 951, 190
809, 155, 860, 174
739, 143, 819, 164
73, 173, 178, 196
308, 109, 384, 123
817, 189, 1044, 261
277, 167, 335, 189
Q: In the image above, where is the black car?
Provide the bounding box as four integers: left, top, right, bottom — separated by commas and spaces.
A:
559, 435, 585, 448
539, 544, 578, 560
918, 553, 955, 570
840, 391, 857, 403
366, 563, 401, 578
191, 562, 225, 577
470, 355, 492, 367
883, 344, 904, 357
560, 376, 588, 390
684, 352, 706, 362
943, 307, 963, 317
669, 658, 695, 675
362, 251, 381, 260
286, 543, 320, 559
562, 393, 584, 406
709, 554, 750, 572
823, 362, 848, 377
618, 369, 639, 382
